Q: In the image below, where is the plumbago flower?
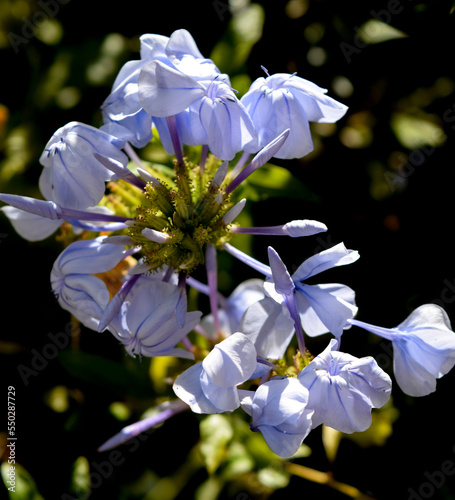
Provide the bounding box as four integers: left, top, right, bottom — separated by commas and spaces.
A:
2, 28, 455, 470
348, 305, 455, 397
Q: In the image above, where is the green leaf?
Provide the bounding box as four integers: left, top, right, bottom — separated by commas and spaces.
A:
199, 415, 234, 474
391, 112, 446, 149
1, 462, 45, 500
195, 476, 225, 500
257, 465, 290, 489
239, 163, 318, 202
69, 456, 91, 498
222, 441, 255, 478
357, 19, 407, 44
58, 351, 153, 398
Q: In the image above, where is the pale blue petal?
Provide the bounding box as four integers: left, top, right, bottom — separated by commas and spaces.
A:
299, 340, 391, 433
267, 247, 294, 296
138, 61, 206, 117
202, 332, 257, 387
258, 425, 308, 458
139, 33, 169, 60
350, 305, 455, 397
242, 85, 313, 159
295, 283, 358, 337
292, 242, 360, 282
140, 311, 201, 352
165, 29, 205, 60
52, 236, 127, 275
226, 278, 265, 332
241, 297, 295, 359
117, 279, 180, 338
39, 122, 127, 209
252, 377, 309, 427
1, 206, 62, 241
199, 92, 258, 160
283, 219, 328, 237
250, 377, 313, 458
173, 363, 220, 414
392, 341, 437, 396
200, 370, 240, 411
283, 76, 348, 123
0, 194, 60, 219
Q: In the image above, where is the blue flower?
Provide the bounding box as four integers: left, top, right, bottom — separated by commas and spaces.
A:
298, 339, 392, 433
193, 278, 266, 338
240, 377, 314, 458
138, 61, 258, 160
106, 275, 201, 359
349, 304, 455, 396
265, 243, 360, 339
39, 121, 128, 209
241, 71, 348, 159
50, 236, 130, 330
173, 332, 257, 413
100, 33, 170, 147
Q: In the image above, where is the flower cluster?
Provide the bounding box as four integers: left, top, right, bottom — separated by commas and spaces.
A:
2, 29, 455, 459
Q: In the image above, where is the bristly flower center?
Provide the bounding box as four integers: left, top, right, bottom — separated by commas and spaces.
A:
127, 154, 234, 274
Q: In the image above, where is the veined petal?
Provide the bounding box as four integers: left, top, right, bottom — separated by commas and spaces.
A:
199, 92, 258, 160
0, 206, 63, 241
298, 340, 391, 433
140, 33, 169, 60
138, 60, 206, 117
252, 377, 310, 427
242, 83, 313, 159
349, 304, 455, 397
267, 247, 294, 296
39, 122, 127, 209
166, 29, 205, 59
250, 377, 313, 458
295, 283, 358, 337
173, 363, 220, 414
241, 297, 295, 359
292, 242, 360, 282
283, 76, 348, 123
202, 332, 257, 387
0, 194, 60, 219
200, 371, 240, 411
52, 236, 128, 276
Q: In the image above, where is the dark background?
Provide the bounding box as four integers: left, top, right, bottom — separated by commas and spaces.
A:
1, 1, 455, 499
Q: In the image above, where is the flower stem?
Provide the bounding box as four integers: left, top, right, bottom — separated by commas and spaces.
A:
206, 244, 221, 334
285, 463, 376, 500
97, 400, 189, 452
200, 144, 209, 173
166, 115, 184, 166
222, 243, 271, 277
